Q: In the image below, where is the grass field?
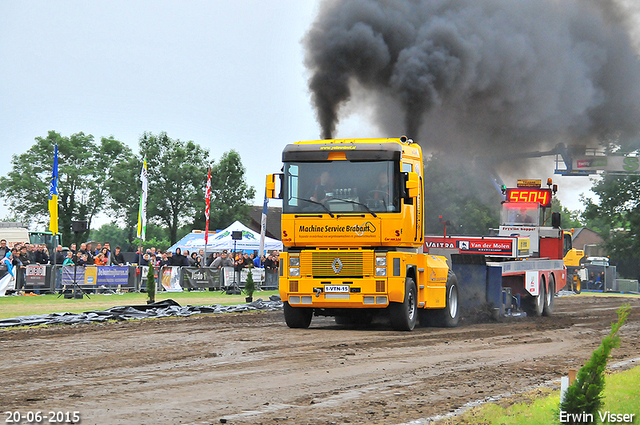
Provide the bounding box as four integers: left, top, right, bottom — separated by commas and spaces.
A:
441, 360, 640, 424
0, 290, 280, 320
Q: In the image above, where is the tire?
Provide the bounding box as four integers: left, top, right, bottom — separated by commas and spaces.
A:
432, 271, 460, 327
389, 277, 417, 331
525, 277, 545, 317
543, 275, 555, 316
283, 302, 312, 329
573, 277, 582, 294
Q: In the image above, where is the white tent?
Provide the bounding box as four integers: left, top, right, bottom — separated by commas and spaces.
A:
168, 221, 283, 253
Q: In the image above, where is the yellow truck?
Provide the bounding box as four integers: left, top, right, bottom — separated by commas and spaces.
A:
266, 137, 459, 330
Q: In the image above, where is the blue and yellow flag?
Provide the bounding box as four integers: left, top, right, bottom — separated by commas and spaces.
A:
48, 144, 59, 235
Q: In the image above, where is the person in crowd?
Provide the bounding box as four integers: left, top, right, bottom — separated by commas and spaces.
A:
0, 239, 9, 259
18, 245, 31, 268
139, 253, 150, 266
69, 243, 77, 262
171, 248, 188, 266
95, 253, 108, 266
159, 252, 171, 267
34, 244, 49, 264
189, 252, 201, 267
205, 252, 218, 267
112, 246, 126, 266
103, 242, 112, 265
79, 242, 94, 265
264, 251, 279, 273
243, 253, 253, 268
62, 251, 74, 266
51, 245, 65, 265
26, 243, 37, 264
97, 247, 108, 265
1, 251, 14, 280
10, 247, 20, 269
93, 242, 102, 257
211, 250, 233, 269
77, 253, 88, 266
253, 254, 265, 268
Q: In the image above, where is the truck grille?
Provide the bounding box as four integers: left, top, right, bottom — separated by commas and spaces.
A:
301, 250, 373, 277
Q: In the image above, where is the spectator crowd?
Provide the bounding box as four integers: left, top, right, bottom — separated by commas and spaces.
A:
1, 238, 279, 272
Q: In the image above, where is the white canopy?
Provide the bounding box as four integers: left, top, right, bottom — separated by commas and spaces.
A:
168, 221, 282, 253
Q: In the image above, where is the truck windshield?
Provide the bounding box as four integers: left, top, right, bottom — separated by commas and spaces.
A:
283, 161, 400, 213
501, 202, 540, 225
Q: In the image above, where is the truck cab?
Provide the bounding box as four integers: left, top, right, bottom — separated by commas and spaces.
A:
267, 137, 459, 330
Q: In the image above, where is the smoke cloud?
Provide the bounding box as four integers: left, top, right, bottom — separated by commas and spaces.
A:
304, 0, 640, 156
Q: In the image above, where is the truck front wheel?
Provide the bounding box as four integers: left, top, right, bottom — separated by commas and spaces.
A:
283, 302, 313, 329
389, 278, 417, 331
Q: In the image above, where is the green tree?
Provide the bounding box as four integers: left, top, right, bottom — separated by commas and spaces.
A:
105, 154, 141, 247
559, 305, 630, 424
551, 197, 584, 229
0, 131, 129, 238
205, 150, 256, 231
89, 223, 131, 251
582, 174, 640, 278
141, 132, 212, 244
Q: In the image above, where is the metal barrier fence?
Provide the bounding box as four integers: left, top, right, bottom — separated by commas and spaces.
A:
13, 264, 275, 293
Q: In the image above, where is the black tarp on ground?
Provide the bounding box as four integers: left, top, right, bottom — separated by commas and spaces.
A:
0, 296, 283, 328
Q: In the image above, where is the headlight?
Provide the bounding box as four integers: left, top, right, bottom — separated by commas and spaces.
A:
289, 267, 300, 277
289, 256, 300, 267
376, 256, 386, 266
375, 267, 387, 276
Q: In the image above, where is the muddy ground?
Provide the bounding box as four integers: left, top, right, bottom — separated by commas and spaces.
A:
1, 295, 639, 425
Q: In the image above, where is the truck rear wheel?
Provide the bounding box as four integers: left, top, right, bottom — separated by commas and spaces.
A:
543, 275, 555, 316
431, 271, 460, 327
525, 278, 545, 317
283, 302, 312, 329
389, 278, 417, 331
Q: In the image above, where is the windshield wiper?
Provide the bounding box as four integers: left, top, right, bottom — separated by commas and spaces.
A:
330, 198, 378, 218
293, 197, 334, 218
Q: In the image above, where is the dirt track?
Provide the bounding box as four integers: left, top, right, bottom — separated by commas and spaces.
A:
1, 295, 639, 425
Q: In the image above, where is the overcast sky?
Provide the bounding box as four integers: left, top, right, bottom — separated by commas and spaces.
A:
0, 0, 601, 227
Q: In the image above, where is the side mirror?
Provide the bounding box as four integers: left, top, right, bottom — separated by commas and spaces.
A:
265, 174, 282, 199
404, 171, 419, 198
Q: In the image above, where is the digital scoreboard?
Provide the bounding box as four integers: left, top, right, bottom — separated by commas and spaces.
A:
505, 188, 552, 207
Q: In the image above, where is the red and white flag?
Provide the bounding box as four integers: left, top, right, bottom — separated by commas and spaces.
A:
204, 167, 211, 246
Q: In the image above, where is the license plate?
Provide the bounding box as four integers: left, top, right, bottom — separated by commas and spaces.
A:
324, 285, 349, 293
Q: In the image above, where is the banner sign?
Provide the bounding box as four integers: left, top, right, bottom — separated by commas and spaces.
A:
243, 268, 264, 283
25, 264, 46, 286
161, 267, 182, 292
97, 266, 129, 285
62, 266, 130, 286
573, 156, 640, 173
181, 267, 221, 289
424, 236, 530, 258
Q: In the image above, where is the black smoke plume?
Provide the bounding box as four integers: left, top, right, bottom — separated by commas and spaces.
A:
304, 0, 640, 156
